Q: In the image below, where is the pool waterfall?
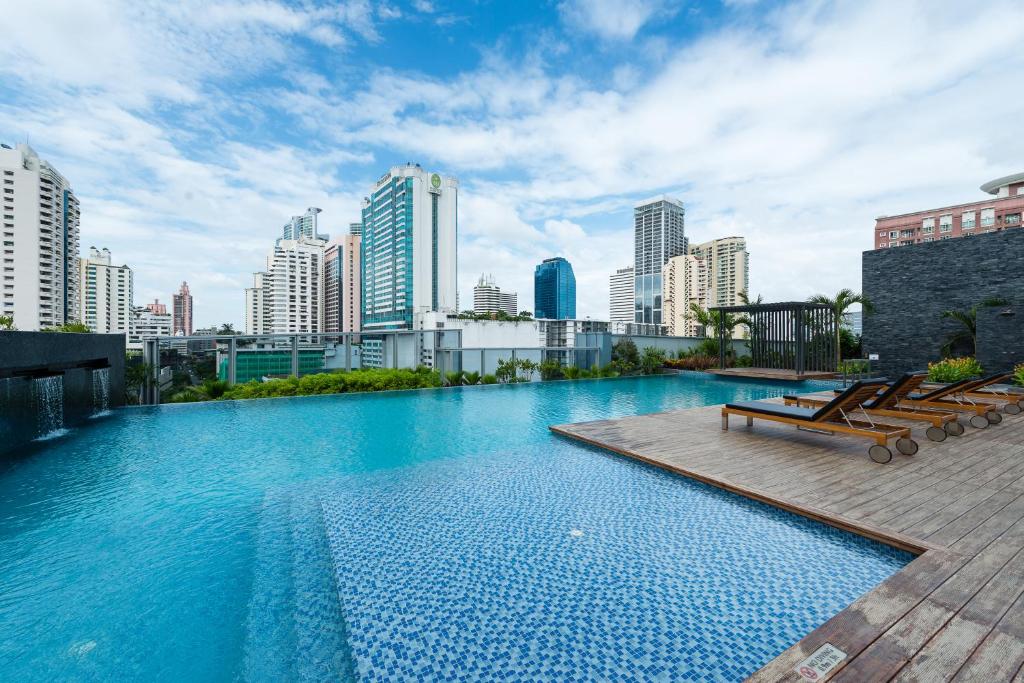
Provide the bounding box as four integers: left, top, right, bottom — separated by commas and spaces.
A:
91, 366, 111, 416
31, 374, 66, 440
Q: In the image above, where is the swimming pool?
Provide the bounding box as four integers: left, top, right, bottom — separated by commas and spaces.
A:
0, 374, 910, 681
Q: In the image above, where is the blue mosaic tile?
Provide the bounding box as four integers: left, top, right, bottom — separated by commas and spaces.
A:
319, 447, 910, 682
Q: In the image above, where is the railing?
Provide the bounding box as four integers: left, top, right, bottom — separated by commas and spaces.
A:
837, 358, 879, 387
139, 331, 601, 404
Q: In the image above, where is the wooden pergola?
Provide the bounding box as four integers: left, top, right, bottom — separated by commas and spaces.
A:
710, 301, 837, 376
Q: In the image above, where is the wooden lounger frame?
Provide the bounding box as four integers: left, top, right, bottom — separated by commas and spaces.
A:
783, 396, 958, 430
721, 406, 911, 447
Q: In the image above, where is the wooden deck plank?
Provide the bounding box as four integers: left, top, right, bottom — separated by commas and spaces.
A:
549, 403, 1024, 682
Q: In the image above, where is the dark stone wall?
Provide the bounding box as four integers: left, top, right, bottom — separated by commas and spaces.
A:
0, 332, 125, 456
862, 229, 1024, 378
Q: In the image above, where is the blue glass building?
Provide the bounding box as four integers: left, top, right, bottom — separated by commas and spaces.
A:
533, 257, 576, 319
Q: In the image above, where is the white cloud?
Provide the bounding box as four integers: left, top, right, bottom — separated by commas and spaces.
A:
4, 0, 1024, 326
558, 0, 677, 41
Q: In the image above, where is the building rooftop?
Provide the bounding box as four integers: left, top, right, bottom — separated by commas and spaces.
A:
980, 171, 1024, 195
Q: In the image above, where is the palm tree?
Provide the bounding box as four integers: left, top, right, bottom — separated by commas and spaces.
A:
0, 314, 15, 330
216, 323, 236, 335
807, 289, 874, 368
689, 303, 741, 341
940, 297, 1009, 357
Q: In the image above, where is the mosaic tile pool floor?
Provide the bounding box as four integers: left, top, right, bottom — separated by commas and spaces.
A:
317, 448, 909, 681
0, 374, 909, 681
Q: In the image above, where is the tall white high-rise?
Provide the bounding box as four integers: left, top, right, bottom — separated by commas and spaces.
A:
0, 143, 81, 330
79, 247, 133, 335
324, 234, 361, 333
663, 236, 750, 338
633, 195, 686, 325
473, 274, 517, 316
662, 254, 706, 337
608, 266, 634, 324
689, 236, 749, 310
282, 207, 327, 241
361, 164, 457, 330
244, 235, 326, 334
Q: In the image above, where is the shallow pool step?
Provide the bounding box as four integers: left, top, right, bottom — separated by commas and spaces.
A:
289, 491, 354, 682
242, 489, 298, 682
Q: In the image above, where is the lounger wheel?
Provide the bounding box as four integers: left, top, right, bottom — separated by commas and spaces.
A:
970, 415, 989, 429
987, 411, 1002, 424
945, 421, 965, 436
896, 438, 919, 455
925, 426, 947, 442
869, 445, 893, 463
1004, 403, 1021, 415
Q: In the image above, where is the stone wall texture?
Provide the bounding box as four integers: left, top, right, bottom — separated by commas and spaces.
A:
862, 229, 1024, 378
0, 332, 126, 456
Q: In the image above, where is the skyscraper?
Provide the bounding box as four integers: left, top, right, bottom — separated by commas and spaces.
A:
349, 222, 363, 236
662, 254, 705, 337
361, 164, 457, 330
633, 195, 686, 325
0, 143, 80, 330
663, 236, 749, 337
173, 281, 193, 336
245, 235, 326, 334
689, 236, 749, 310
608, 266, 634, 324
324, 234, 361, 333
79, 247, 133, 335
473, 274, 518, 316
534, 257, 576, 320
282, 207, 328, 241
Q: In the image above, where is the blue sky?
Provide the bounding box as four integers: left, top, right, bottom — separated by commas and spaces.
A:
2, 0, 1023, 327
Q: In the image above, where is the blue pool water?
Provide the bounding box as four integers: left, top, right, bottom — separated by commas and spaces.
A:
0, 374, 910, 681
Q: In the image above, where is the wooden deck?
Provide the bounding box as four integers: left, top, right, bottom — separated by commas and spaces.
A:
551, 396, 1024, 682
707, 368, 837, 381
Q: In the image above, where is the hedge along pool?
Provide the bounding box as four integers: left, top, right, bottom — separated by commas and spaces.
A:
0, 373, 911, 681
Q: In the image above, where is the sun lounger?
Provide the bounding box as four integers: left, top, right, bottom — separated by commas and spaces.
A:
902, 374, 1006, 428
721, 379, 916, 463
783, 372, 962, 442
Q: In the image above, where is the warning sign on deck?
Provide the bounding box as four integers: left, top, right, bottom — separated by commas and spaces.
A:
794, 643, 847, 681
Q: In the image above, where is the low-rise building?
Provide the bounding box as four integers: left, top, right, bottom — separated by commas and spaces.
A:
873, 173, 1024, 249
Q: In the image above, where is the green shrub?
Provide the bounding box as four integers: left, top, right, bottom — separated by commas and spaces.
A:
596, 364, 619, 378
481, 374, 498, 385
516, 359, 538, 382
539, 359, 564, 381
695, 338, 719, 358
611, 338, 640, 374
495, 358, 518, 383
563, 365, 582, 380
445, 370, 463, 386
219, 367, 442, 400
734, 355, 753, 368
463, 371, 481, 385
1014, 363, 1024, 387
640, 346, 667, 375
928, 357, 983, 383
664, 356, 717, 371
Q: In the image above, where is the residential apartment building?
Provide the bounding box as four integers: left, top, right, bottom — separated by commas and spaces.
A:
348, 222, 363, 236
634, 195, 686, 325
324, 234, 361, 333
130, 302, 173, 344
244, 236, 326, 334
361, 164, 458, 330
874, 172, 1024, 249
534, 257, 576, 320
662, 254, 705, 337
608, 266, 634, 324
689, 236, 749, 310
79, 247, 133, 335
473, 274, 518, 316
173, 281, 193, 336
0, 143, 80, 330
282, 207, 328, 241
662, 237, 749, 338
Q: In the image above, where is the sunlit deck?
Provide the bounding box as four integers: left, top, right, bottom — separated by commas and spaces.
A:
552, 394, 1024, 681
706, 368, 838, 382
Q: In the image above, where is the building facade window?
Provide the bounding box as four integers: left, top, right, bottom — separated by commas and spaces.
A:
981, 208, 995, 226
921, 217, 935, 230
922, 225, 934, 235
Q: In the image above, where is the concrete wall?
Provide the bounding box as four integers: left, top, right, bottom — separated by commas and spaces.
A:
0, 331, 125, 456
610, 334, 749, 361
862, 229, 1024, 378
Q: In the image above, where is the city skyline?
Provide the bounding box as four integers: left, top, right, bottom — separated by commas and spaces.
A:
2, 1, 1022, 326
